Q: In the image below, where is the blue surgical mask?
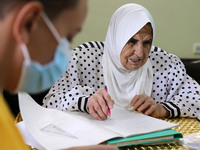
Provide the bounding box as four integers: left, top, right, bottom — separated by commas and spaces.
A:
15, 12, 72, 94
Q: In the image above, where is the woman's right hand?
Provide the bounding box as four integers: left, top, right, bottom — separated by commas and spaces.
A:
88, 88, 114, 120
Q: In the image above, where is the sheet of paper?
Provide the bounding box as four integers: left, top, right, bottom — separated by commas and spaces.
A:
16, 121, 45, 150
71, 105, 178, 137
18, 92, 178, 149
18, 92, 120, 150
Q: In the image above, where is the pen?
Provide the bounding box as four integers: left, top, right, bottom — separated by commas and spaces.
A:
105, 88, 111, 116
107, 108, 111, 116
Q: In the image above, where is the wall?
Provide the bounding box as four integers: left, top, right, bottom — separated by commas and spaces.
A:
72, 0, 200, 59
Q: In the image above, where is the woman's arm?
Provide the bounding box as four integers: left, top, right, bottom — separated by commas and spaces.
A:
146, 46, 200, 119
42, 53, 95, 113
43, 41, 106, 113
159, 54, 200, 118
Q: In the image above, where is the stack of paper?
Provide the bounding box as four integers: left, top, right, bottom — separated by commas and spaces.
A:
17, 92, 182, 149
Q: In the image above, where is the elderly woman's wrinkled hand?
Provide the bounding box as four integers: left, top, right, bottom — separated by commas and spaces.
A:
130, 94, 169, 118
88, 88, 114, 120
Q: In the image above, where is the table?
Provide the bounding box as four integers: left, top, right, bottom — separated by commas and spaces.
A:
119, 118, 200, 150
16, 114, 200, 150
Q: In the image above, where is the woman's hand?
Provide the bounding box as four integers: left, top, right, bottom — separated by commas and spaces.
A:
130, 94, 169, 118
88, 88, 114, 120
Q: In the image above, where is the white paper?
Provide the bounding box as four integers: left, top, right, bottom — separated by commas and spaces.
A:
18, 92, 178, 150
18, 92, 119, 150
71, 105, 178, 137
16, 121, 45, 150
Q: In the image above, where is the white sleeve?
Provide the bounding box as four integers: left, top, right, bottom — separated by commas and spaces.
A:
42, 53, 95, 113
160, 54, 200, 118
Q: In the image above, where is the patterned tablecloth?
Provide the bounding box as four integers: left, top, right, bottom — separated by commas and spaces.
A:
119, 118, 200, 150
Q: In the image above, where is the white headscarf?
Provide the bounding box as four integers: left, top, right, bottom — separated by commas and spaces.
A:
102, 3, 155, 109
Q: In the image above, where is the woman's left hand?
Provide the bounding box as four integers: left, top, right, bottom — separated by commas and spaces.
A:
130, 94, 169, 118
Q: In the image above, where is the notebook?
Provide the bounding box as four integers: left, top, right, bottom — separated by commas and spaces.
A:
107, 129, 182, 147
18, 92, 182, 149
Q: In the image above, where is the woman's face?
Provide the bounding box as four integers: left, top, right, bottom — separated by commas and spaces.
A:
120, 23, 153, 70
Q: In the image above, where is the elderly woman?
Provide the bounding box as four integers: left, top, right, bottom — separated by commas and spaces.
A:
43, 3, 200, 120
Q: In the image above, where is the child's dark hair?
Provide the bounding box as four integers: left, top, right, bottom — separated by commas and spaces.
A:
0, 0, 79, 20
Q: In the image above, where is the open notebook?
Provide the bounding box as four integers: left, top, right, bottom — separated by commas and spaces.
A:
18, 92, 182, 150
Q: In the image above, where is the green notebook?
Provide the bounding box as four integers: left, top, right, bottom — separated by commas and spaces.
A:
107, 129, 183, 147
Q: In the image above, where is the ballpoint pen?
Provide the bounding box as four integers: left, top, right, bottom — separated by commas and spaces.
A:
105, 88, 111, 116
107, 107, 111, 116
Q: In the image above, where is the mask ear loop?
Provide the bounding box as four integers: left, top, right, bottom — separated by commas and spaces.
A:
42, 12, 73, 66
14, 44, 31, 93
41, 12, 73, 59
41, 12, 61, 43
21, 43, 31, 66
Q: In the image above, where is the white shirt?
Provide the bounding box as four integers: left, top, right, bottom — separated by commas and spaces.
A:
43, 41, 200, 118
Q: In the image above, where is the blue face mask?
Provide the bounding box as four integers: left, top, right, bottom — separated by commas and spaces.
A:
15, 13, 72, 94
